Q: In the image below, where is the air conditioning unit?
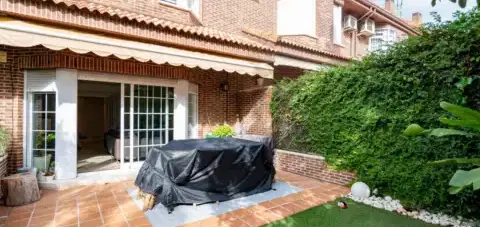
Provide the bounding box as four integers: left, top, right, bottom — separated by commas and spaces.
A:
344, 15, 358, 32
359, 18, 375, 37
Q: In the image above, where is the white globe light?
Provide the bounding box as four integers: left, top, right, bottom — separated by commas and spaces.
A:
351, 182, 371, 199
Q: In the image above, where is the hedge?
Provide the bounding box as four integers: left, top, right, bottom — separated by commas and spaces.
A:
271, 9, 480, 217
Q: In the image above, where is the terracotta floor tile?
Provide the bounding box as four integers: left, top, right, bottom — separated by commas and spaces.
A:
56, 206, 77, 213
55, 214, 78, 226
4, 219, 29, 227
35, 205, 56, 212
101, 207, 122, 218
79, 201, 98, 209
195, 217, 224, 227
104, 220, 129, 227
256, 210, 282, 222
28, 220, 54, 227
241, 213, 269, 227
292, 199, 314, 210
79, 211, 101, 222
228, 208, 251, 219
269, 206, 294, 218
79, 206, 99, 215
224, 219, 250, 227
79, 218, 104, 227
127, 216, 151, 227
246, 204, 268, 213
123, 210, 144, 220
10, 206, 34, 215
216, 212, 237, 222
78, 195, 97, 202
98, 202, 118, 211
282, 203, 304, 214
30, 214, 54, 224
7, 210, 32, 221
257, 201, 277, 209
269, 197, 289, 206
119, 204, 140, 213
103, 215, 125, 225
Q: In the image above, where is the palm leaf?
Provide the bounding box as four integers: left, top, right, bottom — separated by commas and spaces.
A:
440, 102, 480, 121
430, 158, 480, 166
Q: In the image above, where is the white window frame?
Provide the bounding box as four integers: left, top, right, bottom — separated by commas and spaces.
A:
369, 27, 397, 52
333, 5, 343, 45
29, 92, 56, 171
160, 0, 200, 16
188, 92, 198, 139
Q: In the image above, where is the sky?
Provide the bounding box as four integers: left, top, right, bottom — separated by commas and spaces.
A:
371, 0, 476, 23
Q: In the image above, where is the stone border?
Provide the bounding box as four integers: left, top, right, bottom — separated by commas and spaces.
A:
274, 149, 355, 185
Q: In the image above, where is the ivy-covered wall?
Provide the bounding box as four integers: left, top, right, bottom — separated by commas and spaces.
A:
271, 9, 480, 217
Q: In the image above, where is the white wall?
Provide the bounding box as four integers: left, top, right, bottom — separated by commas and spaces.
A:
174, 80, 189, 140
55, 69, 78, 180
277, 0, 316, 37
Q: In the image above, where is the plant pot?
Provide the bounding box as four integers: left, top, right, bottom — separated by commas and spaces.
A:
33, 154, 52, 172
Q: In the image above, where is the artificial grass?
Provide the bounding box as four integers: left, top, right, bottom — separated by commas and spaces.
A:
263, 199, 437, 227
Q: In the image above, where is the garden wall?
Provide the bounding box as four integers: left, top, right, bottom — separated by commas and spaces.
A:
275, 149, 355, 185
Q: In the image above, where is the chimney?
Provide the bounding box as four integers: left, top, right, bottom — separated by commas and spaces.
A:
384, 0, 395, 15
412, 12, 423, 26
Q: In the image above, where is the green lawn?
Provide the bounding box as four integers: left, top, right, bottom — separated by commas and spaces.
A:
263, 199, 437, 227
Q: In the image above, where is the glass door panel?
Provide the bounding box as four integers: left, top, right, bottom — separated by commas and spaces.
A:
122, 84, 174, 165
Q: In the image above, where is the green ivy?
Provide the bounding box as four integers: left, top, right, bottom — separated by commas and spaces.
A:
271, 9, 480, 217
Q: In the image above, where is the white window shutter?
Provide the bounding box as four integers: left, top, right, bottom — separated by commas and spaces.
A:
26, 70, 56, 92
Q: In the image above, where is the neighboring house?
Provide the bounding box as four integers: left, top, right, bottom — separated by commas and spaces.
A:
275, 0, 422, 78
0, 0, 420, 180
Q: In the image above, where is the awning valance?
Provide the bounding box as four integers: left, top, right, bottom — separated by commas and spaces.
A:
274, 55, 329, 71
0, 17, 274, 79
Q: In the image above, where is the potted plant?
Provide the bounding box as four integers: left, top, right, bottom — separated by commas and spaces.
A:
206, 124, 235, 138
38, 161, 55, 182
0, 128, 10, 179
33, 132, 55, 172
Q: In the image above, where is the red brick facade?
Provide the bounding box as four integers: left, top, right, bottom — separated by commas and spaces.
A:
0, 45, 273, 173
275, 150, 356, 185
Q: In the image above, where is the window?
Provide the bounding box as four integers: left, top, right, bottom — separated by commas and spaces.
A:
160, 0, 200, 15
369, 27, 397, 52
188, 93, 198, 139
31, 93, 56, 171
333, 5, 343, 45
124, 84, 174, 162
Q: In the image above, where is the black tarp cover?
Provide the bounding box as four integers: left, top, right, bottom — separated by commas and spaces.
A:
134, 137, 275, 211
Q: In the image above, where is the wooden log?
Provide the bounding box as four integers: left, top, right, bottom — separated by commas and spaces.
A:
2, 171, 40, 206
136, 187, 155, 210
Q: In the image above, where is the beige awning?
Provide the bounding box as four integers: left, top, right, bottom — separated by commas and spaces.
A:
274, 55, 329, 71
0, 17, 273, 79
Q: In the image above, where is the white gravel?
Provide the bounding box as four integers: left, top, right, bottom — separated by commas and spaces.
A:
345, 193, 476, 227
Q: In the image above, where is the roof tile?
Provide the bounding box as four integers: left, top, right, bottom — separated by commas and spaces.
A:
44, 0, 272, 50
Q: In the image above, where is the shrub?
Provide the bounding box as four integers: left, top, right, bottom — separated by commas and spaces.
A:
271, 9, 480, 217
211, 124, 235, 137
0, 128, 9, 157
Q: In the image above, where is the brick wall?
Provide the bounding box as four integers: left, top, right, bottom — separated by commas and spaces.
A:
275, 149, 356, 185
0, 46, 25, 174
0, 45, 274, 173
202, 0, 276, 36
236, 87, 273, 136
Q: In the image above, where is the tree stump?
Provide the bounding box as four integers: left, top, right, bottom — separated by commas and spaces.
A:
2, 171, 40, 206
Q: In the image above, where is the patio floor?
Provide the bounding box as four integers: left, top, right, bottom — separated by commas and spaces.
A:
0, 171, 349, 227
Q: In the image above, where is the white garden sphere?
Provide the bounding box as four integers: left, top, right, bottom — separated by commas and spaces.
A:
351, 182, 371, 199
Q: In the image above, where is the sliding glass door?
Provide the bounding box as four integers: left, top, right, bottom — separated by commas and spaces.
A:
122, 84, 174, 166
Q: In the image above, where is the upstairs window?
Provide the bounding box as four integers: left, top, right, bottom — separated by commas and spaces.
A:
369, 27, 397, 52
160, 0, 200, 16
333, 5, 343, 45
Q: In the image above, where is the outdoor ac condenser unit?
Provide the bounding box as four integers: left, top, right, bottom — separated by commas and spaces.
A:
344, 15, 358, 32
359, 18, 375, 37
